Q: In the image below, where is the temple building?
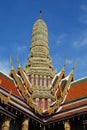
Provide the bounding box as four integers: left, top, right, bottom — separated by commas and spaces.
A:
0, 12, 87, 130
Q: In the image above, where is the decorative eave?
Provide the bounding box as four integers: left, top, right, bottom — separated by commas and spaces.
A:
8, 63, 75, 116
50, 67, 65, 94
17, 64, 33, 93
9, 64, 42, 114
44, 70, 74, 115
0, 90, 11, 104
44, 103, 87, 125
1, 87, 87, 125
0, 106, 17, 119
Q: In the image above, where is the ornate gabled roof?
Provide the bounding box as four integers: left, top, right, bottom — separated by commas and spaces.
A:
0, 70, 87, 124
0, 58, 87, 127
0, 13, 87, 126
1, 61, 86, 117
50, 67, 65, 94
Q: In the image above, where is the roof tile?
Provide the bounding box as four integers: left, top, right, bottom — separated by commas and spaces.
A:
0, 72, 22, 98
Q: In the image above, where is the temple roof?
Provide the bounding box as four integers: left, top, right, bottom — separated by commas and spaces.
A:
65, 77, 87, 102
0, 69, 87, 113
0, 70, 87, 124
0, 71, 22, 98
0, 14, 87, 125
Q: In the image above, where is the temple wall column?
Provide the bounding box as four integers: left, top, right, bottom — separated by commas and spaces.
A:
44, 76, 46, 87
2, 119, 10, 130
42, 99, 45, 110
48, 76, 50, 87
40, 75, 42, 86
36, 98, 39, 107
22, 119, 29, 130
36, 75, 38, 86
48, 99, 51, 109
40, 126, 46, 130
64, 121, 71, 130
31, 74, 34, 84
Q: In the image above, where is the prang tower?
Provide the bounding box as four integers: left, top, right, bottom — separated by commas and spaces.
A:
24, 14, 56, 88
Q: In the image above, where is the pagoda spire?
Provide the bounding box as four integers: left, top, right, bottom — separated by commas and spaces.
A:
24, 15, 56, 79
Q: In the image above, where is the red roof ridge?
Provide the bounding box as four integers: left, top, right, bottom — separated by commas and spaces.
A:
0, 71, 14, 82
0, 72, 23, 98
71, 76, 87, 86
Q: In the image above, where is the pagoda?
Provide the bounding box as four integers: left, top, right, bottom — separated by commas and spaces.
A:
0, 12, 87, 130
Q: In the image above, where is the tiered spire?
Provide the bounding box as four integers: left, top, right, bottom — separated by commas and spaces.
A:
24, 13, 56, 79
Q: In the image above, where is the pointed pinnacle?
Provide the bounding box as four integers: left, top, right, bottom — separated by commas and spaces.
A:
39, 10, 42, 19
17, 56, 21, 68
10, 55, 14, 71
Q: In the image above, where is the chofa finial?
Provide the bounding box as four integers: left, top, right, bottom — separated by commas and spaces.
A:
72, 60, 76, 72
10, 55, 14, 70
17, 56, 21, 68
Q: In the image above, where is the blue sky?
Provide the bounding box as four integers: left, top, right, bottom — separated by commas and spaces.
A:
0, 0, 87, 80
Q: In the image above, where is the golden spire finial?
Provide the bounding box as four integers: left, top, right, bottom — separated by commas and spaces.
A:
39, 10, 42, 19
17, 56, 21, 68
72, 60, 76, 72
10, 55, 14, 70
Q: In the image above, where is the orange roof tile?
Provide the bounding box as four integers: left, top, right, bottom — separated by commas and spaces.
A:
0, 72, 22, 98
66, 78, 87, 102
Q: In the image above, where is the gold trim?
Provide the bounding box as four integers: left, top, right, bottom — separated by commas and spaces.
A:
0, 91, 11, 104
51, 67, 65, 94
